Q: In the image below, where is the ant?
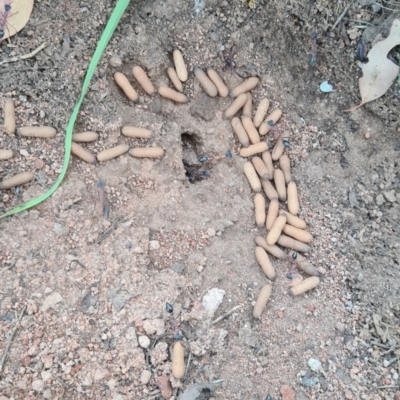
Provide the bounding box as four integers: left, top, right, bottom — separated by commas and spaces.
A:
310, 32, 318, 66
165, 302, 183, 341
221, 44, 245, 78
4, 0, 13, 13
267, 120, 290, 148
0, 0, 17, 41
285, 251, 298, 280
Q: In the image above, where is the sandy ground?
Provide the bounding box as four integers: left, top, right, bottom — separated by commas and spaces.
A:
1, 0, 400, 399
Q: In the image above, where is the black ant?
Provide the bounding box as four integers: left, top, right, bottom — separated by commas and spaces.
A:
267, 120, 290, 148
221, 44, 245, 78
165, 302, 183, 341
286, 251, 298, 280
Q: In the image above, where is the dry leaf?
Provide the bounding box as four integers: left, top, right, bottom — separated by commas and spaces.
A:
0, 0, 34, 41
346, 19, 400, 112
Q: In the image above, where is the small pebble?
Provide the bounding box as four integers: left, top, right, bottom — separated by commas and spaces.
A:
140, 370, 152, 384
109, 55, 122, 67
138, 335, 151, 349
364, 132, 370, 139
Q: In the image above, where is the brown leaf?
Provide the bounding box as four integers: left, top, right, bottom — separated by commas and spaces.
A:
346, 19, 400, 112
1, 0, 34, 41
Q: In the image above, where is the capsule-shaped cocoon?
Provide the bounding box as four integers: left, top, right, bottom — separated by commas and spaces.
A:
71, 142, 96, 164
274, 169, 286, 201
122, 126, 152, 139
158, 86, 189, 103
114, 72, 138, 102
207, 68, 229, 98
253, 98, 270, 128
0, 149, 13, 160
97, 144, 129, 162
19, 126, 56, 138
272, 140, 285, 161
283, 224, 312, 243
225, 93, 247, 119
253, 283, 272, 319
259, 109, 282, 135
232, 117, 250, 147
287, 181, 299, 215
241, 115, 260, 144
4, 98, 16, 135
239, 142, 268, 158
72, 131, 99, 142
262, 151, 274, 180
279, 154, 291, 184
0, 172, 34, 189
173, 48, 188, 82
277, 234, 311, 253
243, 162, 261, 192
291, 251, 319, 276
279, 210, 306, 230
266, 198, 279, 231
129, 147, 164, 158
261, 180, 278, 201
255, 236, 286, 259
194, 67, 218, 97
230, 77, 259, 98
267, 213, 287, 245
167, 67, 183, 92
254, 193, 266, 227
255, 247, 275, 281
251, 157, 269, 180
289, 277, 320, 296
243, 93, 252, 117
132, 66, 155, 95
172, 341, 185, 379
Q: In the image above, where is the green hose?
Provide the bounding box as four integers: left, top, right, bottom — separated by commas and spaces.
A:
0, 0, 131, 219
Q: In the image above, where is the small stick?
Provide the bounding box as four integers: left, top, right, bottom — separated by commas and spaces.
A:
184, 351, 192, 381
0, 305, 27, 373
0, 43, 47, 66
212, 305, 241, 325
332, 3, 352, 30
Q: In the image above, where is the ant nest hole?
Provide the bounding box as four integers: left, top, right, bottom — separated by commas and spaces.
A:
181, 133, 211, 184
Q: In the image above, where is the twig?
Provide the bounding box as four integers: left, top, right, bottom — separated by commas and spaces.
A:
375, 385, 399, 389
212, 305, 241, 325
0, 305, 27, 373
184, 351, 192, 381
0, 43, 47, 66
332, 3, 353, 30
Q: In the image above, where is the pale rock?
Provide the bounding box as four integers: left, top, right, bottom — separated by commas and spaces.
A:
41, 292, 63, 311
41, 371, 52, 381
202, 288, 225, 315
43, 390, 52, 399
107, 378, 117, 391
28, 344, 39, 356
384, 190, 396, 202
82, 374, 92, 386
32, 379, 44, 392
94, 367, 109, 381
140, 370, 152, 384
143, 318, 165, 335
43, 355, 54, 369
138, 335, 151, 349
149, 240, 160, 250
376, 194, 385, 206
